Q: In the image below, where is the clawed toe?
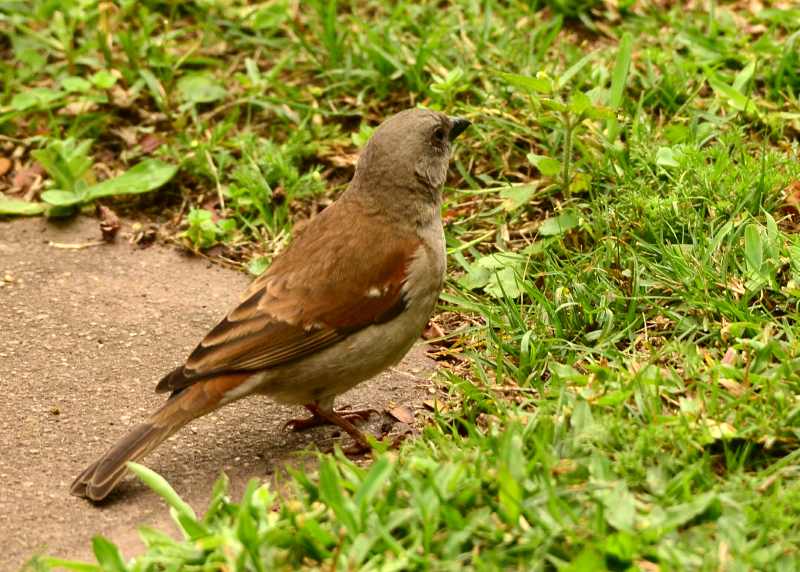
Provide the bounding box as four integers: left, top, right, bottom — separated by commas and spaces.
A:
283, 407, 378, 434
285, 403, 377, 452
343, 440, 372, 456
337, 407, 379, 423
283, 416, 326, 432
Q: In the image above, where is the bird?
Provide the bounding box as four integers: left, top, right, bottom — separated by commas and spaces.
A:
71, 107, 471, 501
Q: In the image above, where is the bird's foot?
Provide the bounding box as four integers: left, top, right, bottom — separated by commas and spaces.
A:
283, 406, 377, 432
284, 404, 377, 452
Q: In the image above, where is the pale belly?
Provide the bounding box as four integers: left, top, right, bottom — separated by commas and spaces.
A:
261, 299, 433, 406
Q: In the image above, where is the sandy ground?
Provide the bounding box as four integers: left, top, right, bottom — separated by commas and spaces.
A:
0, 216, 436, 570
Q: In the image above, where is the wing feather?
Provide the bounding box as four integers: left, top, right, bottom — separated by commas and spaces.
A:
156, 212, 421, 394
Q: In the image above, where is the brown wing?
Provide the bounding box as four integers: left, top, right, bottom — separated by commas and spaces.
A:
156, 208, 420, 393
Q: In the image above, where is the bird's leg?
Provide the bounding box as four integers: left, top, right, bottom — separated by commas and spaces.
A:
284, 404, 377, 431
283, 403, 375, 452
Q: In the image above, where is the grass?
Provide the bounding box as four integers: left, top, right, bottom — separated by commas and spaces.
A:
3, 0, 800, 570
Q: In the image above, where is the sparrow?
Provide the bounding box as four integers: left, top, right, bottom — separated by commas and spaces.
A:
71, 107, 470, 501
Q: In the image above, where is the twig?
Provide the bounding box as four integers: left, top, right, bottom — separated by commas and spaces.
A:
48, 241, 106, 250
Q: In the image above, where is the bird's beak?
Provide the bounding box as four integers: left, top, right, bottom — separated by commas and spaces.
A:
448, 117, 471, 141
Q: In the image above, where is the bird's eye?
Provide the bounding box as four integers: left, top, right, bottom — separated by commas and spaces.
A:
433, 127, 446, 144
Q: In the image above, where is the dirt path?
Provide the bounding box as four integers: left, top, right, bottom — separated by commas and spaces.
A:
0, 216, 436, 570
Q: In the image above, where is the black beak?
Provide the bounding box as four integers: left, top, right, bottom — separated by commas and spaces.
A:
448, 117, 471, 141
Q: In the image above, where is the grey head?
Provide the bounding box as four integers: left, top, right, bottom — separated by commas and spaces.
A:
348, 108, 470, 206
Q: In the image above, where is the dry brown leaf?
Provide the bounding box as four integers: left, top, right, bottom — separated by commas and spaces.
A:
726, 278, 746, 296
110, 84, 137, 108
551, 458, 577, 475
0, 157, 11, 177
327, 153, 359, 168
139, 134, 164, 154
423, 399, 447, 413
635, 560, 661, 572
112, 127, 138, 147
12, 164, 45, 195
58, 100, 99, 116
272, 186, 286, 205
721, 347, 737, 366
719, 378, 744, 397
780, 181, 800, 228
386, 405, 414, 425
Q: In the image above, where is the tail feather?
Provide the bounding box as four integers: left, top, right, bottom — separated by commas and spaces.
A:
70, 422, 176, 501
71, 372, 253, 502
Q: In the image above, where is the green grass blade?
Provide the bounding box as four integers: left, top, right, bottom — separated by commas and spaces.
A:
609, 32, 633, 110
127, 462, 196, 520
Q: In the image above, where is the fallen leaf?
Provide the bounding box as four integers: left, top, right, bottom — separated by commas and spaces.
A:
12, 164, 45, 193
721, 347, 737, 365
551, 459, 577, 475
726, 277, 746, 297
58, 100, 99, 116
386, 405, 414, 425
327, 153, 359, 168
423, 399, 447, 412
780, 181, 800, 225
130, 223, 157, 247
139, 134, 163, 154
112, 127, 138, 147
272, 186, 286, 205
0, 157, 11, 177
110, 84, 137, 107
719, 378, 744, 396
635, 560, 661, 572
96, 204, 120, 241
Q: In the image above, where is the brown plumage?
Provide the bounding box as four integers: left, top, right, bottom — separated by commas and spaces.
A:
71, 373, 250, 500
71, 108, 470, 501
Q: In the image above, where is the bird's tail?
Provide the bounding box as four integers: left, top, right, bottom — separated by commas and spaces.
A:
70, 373, 251, 501
70, 421, 177, 501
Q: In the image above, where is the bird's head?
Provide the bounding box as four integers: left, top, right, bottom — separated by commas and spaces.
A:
349, 108, 470, 208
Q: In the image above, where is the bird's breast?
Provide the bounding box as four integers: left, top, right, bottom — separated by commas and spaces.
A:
403, 221, 446, 311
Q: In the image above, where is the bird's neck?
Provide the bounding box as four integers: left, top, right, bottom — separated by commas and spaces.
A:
342, 178, 442, 230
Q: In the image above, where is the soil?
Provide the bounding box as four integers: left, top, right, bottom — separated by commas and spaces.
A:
0, 216, 436, 571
